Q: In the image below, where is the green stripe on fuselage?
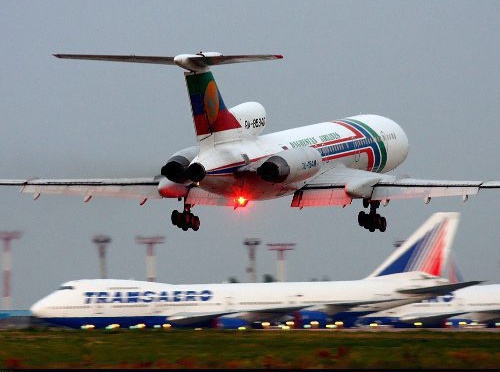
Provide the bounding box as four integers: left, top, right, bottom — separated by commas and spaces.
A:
348, 118, 387, 172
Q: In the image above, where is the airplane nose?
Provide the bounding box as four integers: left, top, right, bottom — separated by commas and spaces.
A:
30, 298, 49, 318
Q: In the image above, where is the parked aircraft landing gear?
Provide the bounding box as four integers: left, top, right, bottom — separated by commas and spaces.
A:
358, 200, 387, 232
171, 205, 200, 231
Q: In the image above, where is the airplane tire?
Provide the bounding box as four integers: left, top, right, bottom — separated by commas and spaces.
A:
379, 217, 387, 232
358, 211, 366, 226
171, 210, 179, 225
193, 216, 200, 231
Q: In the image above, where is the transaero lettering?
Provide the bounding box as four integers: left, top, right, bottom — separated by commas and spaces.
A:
84, 290, 213, 304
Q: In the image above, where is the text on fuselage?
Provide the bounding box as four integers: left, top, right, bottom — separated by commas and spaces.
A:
84, 290, 213, 304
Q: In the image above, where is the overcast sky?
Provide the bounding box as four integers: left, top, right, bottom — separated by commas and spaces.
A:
1, 0, 499, 309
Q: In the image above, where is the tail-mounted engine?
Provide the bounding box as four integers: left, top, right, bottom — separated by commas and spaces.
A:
161, 146, 199, 183
257, 147, 322, 183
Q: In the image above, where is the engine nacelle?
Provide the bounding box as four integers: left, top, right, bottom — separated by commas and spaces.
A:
230, 102, 266, 137
257, 147, 322, 183
161, 146, 199, 183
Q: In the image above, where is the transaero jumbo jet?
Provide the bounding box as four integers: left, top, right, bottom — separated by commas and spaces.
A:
357, 252, 500, 329
1, 52, 499, 232
30, 213, 480, 329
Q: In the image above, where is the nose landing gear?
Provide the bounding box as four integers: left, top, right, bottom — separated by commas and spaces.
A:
358, 200, 387, 232
171, 204, 200, 231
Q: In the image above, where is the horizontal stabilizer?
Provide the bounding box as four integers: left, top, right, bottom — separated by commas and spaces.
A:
397, 280, 482, 296
54, 52, 283, 72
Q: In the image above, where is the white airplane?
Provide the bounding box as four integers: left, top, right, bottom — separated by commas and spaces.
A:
357, 284, 500, 328
357, 252, 500, 328
30, 212, 480, 329
1, 52, 499, 232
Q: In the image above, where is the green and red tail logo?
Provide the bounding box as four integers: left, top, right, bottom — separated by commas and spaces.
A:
185, 71, 241, 138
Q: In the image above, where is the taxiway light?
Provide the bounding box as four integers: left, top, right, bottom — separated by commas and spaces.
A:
303, 324, 311, 329
326, 324, 336, 329
238, 326, 247, 331
286, 321, 294, 327
413, 322, 423, 327
105, 324, 120, 330
162, 323, 172, 329
81, 324, 95, 330
281, 325, 291, 330
194, 327, 203, 331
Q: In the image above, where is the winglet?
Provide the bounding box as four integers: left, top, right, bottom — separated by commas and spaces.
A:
366, 212, 460, 278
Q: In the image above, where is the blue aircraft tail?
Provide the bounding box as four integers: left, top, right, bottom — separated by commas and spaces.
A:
366, 212, 460, 278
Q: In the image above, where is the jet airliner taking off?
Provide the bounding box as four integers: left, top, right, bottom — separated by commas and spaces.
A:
30, 213, 480, 329
1, 52, 499, 232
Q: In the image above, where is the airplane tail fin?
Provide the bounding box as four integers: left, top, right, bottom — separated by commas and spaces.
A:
443, 251, 465, 284
366, 212, 460, 278
184, 70, 241, 141
53, 52, 282, 141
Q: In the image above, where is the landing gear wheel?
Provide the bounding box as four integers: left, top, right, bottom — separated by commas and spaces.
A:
170, 206, 201, 232
192, 216, 200, 231
358, 201, 387, 232
358, 211, 366, 226
171, 210, 179, 225
379, 217, 387, 232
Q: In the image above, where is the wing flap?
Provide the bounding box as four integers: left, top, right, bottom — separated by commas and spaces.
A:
291, 188, 352, 208
185, 187, 233, 206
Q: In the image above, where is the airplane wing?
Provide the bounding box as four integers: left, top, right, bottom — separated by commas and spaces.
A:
0, 178, 162, 203
167, 311, 236, 326
168, 304, 308, 325
397, 280, 483, 296
399, 310, 469, 324
305, 298, 405, 315
292, 166, 500, 208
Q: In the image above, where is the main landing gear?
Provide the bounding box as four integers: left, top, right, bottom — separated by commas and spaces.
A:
171, 204, 200, 231
358, 199, 387, 232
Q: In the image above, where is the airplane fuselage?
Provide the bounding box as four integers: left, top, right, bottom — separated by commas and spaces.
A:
193, 114, 409, 201
31, 272, 447, 329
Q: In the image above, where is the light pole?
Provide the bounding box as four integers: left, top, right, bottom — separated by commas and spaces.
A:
1, 231, 22, 309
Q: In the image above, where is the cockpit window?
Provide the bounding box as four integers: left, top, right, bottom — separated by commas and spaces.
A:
58, 285, 75, 290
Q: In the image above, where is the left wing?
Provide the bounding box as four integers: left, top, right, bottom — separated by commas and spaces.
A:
291, 166, 500, 208
0, 178, 162, 203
